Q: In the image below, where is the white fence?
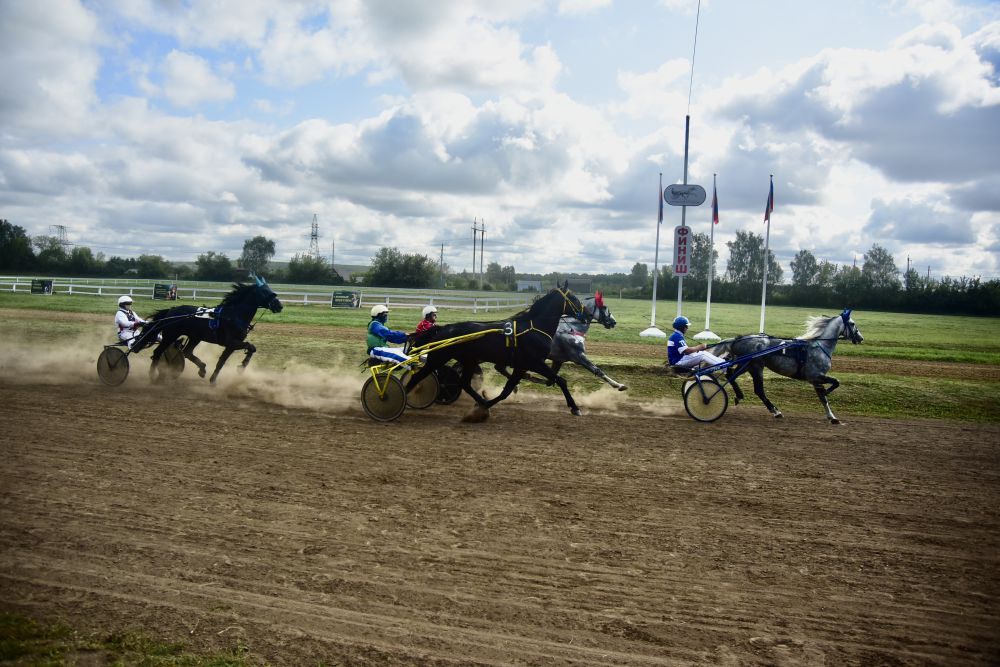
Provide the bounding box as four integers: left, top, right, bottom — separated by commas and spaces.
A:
0, 277, 532, 313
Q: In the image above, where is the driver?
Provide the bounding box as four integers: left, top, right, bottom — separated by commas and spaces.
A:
415, 305, 439, 334
115, 295, 147, 348
668, 316, 726, 371
367, 305, 409, 364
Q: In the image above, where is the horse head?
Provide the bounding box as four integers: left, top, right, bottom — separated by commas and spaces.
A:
234, 275, 283, 314
590, 291, 616, 329
840, 308, 863, 344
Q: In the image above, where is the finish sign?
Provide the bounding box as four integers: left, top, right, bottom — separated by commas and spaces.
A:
673, 225, 691, 276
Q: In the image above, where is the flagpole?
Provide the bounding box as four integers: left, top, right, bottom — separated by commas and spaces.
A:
704, 173, 717, 332
641, 174, 666, 337
759, 174, 773, 333
676, 115, 691, 319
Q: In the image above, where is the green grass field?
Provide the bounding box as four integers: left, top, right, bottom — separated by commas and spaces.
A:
2, 290, 999, 422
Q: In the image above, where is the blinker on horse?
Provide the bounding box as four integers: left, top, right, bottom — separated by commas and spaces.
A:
710, 309, 863, 424
133, 275, 283, 384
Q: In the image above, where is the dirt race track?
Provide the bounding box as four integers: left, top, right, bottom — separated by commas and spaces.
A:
2, 362, 1000, 665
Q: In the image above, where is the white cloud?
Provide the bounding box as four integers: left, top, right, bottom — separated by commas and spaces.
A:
161, 50, 235, 107
557, 0, 613, 16
0, 0, 102, 137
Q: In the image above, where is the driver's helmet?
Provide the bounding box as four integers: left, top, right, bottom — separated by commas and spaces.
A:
370, 304, 389, 318
422, 305, 438, 318
118, 295, 133, 307
672, 316, 690, 329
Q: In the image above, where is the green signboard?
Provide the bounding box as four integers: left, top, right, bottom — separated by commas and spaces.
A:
153, 283, 178, 300
30, 279, 53, 295
331, 290, 360, 308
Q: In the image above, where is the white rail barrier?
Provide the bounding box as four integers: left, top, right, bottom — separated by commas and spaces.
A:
0, 278, 532, 313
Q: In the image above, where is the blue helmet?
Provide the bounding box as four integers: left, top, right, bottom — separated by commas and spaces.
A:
672, 316, 690, 329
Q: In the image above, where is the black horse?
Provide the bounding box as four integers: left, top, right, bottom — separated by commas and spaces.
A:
134, 275, 283, 384
406, 284, 586, 416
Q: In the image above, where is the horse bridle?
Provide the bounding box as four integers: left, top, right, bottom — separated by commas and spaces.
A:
557, 288, 585, 320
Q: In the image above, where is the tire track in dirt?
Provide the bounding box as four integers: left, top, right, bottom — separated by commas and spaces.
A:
2, 378, 999, 665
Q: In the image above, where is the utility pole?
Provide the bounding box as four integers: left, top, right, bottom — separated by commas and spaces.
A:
472, 218, 480, 279
479, 221, 485, 290
471, 218, 485, 289
439, 243, 445, 288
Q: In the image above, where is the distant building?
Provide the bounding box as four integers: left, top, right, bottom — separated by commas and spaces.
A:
516, 280, 542, 292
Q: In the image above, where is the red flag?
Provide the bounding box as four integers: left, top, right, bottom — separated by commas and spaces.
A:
712, 184, 719, 225
764, 177, 774, 223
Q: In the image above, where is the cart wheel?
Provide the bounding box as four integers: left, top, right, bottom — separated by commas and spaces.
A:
400, 369, 440, 410
684, 378, 728, 423
361, 374, 406, 422
682, 378, 696, 397
435, 364, 463, 405
97, 347, 130, 386
162, 341, 186, 377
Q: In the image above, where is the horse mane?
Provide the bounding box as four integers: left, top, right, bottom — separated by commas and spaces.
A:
799, 315, 836, 340
221, 282, 256, 307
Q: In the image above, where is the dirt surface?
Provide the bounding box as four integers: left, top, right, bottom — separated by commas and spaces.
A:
2, 353, 1000, 666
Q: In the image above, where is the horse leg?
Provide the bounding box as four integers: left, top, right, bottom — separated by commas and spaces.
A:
209, 347, 237, 384
749, 367, 782, 418
182, 340, 208, 378
813, 375, 841, 424
238, 341, 256, 372
727, 367, 745, 405
482, 368, 526, 409
527, 362, 582, 416
574, 351, 627, 391
148, 341, 165, 380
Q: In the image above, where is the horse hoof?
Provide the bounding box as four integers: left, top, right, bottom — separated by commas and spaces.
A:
773, 412, 783, 419
830, 418, 842, 425
462, 406, 490, 423
571, 408, 583, 416
198, 369, 206, 378
617, 385, 628, 392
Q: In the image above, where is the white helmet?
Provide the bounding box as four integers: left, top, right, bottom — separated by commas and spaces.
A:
118, 295, 133, 306
422, 305, 438, 318
370, 304, 389, 318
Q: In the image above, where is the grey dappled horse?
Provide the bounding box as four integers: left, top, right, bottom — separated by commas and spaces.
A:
494, 292, 627, 391
710, 309, 864, 424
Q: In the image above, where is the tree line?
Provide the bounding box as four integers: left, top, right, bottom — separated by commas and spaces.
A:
2, 219, 997, 315
0, 221, 343, 285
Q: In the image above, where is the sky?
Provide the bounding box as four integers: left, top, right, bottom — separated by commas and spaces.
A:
2, 0, 999, 280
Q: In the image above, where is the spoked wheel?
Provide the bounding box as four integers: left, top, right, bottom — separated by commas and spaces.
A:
361, 374, 406, 422
435, 364, 463, 405
400, 369, 440, 410
97, 346, 130, 386
161, 341, 186, 378
683, 378, 729, 423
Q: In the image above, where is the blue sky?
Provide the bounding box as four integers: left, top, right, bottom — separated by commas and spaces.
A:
2, 0, 999, 280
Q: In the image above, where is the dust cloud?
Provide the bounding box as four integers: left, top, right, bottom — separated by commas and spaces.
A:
0, 331, 110, 385
0, 334, 364, 415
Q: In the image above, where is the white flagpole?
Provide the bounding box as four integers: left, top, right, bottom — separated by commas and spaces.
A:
641, 174, 666, 337
759, 174, 773, 333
